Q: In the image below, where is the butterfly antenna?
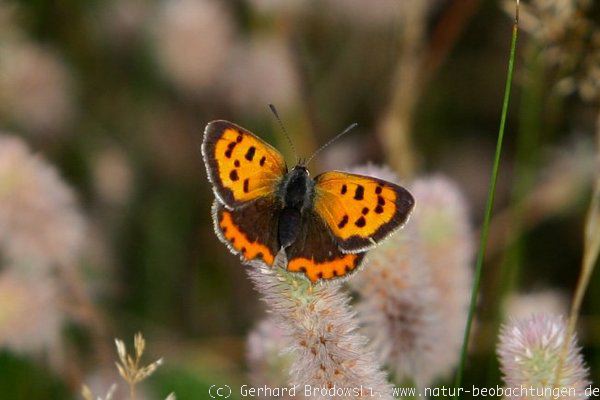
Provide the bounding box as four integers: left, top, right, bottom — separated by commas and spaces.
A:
269, 104, 299, 164
305, 122, 358, 166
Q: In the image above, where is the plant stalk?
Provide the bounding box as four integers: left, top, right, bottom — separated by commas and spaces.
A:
452, 1, 519, 396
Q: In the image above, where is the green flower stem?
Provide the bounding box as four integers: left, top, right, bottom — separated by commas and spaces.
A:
453, 1, 519, 397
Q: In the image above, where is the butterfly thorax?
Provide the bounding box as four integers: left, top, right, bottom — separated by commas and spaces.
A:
277, 165, 314, 249
279, 165, 314, 211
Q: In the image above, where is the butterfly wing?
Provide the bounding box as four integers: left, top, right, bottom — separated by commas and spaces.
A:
212, 198, 280, 267
202, 120, 287, 209
285, 210, 365, 282
313, 171, 414, 253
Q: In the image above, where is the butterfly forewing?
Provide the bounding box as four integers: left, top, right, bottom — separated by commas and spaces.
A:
202, 120, 287, 209
313, 171, 415, 252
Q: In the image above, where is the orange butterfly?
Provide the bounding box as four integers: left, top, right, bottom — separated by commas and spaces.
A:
202, 120, 414, 283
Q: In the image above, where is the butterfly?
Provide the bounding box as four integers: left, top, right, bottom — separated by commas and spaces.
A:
202, 119, 415, 283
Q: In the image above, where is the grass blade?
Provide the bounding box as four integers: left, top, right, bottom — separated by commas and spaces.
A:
452, 1, 520, 396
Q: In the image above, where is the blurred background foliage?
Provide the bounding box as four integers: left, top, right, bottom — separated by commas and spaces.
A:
0, 0, 599, 399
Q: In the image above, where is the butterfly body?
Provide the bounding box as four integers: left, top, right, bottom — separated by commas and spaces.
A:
278, 165, 313, 211
276, 165, 313, 248
202, 120, 414, 283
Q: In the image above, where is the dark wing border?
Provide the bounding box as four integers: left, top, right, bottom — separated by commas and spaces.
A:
202, 120, 241, 208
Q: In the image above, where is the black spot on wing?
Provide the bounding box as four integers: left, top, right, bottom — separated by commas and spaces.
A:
243, 178, 249, 193
225, 142, 236, 158
338, 215, 349, 229
354, 185, 364, 200
341, 184, 347, 195
230, 170, 239, 181
355, 216, 366, 227
259, 156, 266, 166
245, 146, 256, 161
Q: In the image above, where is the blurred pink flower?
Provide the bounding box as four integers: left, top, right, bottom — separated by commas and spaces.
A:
152, 0, 234, 95
498, 314, 590, 400
349, 168, 473, 387
0, 42, 75, 135
504, 290, 569, 322
92, 146, 134, 206
247, 317, 294, 397
96, 0, 150, 48
220, 37, 300, 113
0, 133, 86, 272
0, 269, 64, 362
322, 0, 439, 28
245, 0, 307, 15
346, 163, 402, 187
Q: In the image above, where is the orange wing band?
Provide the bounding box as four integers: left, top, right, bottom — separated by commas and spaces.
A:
219, 210, 275, 266
287, 253, 363, 282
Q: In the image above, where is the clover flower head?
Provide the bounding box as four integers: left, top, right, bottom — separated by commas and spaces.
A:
497, 314, 590, 400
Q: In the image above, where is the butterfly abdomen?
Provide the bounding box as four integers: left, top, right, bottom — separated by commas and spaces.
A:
278, 208, 301, 248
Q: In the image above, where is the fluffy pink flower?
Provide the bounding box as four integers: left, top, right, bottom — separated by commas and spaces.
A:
0, 133, 86, 272
497, 314, 590, 400
152, 0, 234, 94
247, 263, 393, 400
0, 42, 75, 135
247, 317, 294, 398
349, 167, 473, 387
219, 37, 300, 114
0, 269, 64, 363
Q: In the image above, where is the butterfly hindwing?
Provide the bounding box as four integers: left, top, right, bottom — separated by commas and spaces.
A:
212, 198, 280, 267
313, 171, 414, 252
285, 210, 366, 282
202, 120, 287, 209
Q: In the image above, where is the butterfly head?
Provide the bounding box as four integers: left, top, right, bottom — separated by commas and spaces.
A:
293, 160, 309, 174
